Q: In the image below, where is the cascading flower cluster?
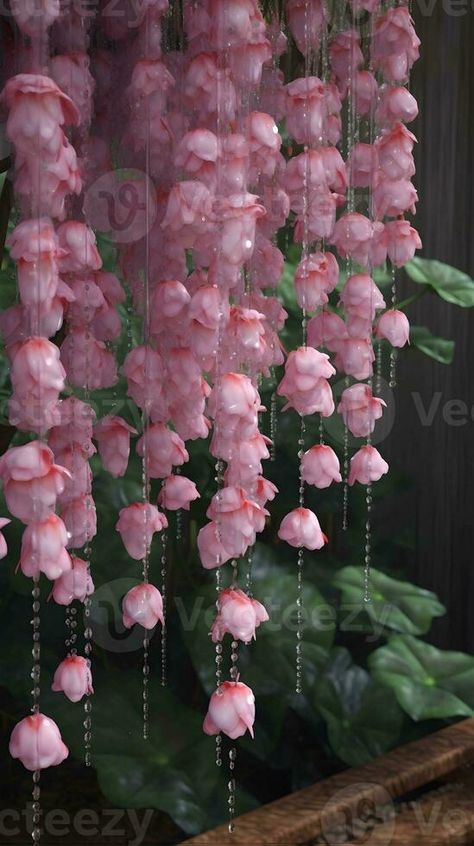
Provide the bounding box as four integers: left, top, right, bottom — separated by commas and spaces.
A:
0, 0, 421, 795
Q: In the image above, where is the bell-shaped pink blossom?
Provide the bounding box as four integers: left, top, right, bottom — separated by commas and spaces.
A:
10, 336, 65, 395
295, 251, 339, 312
278, 346, 335, 417
372, 6, 420, 82
197, 521, 233, 569
52, 655, 93, 703
60, 328, 118, 390
158, 475, 200, 511
247, 111, 281, 180
340, 274, 386, 324
94, 416, 137, 478
51, 556, 94, 605
161, 181, 213, 248
334, 338, 375, 380
375, 85, 419, 127
369, 222, 389, 268
20, 514, 71, 580
376, 123, 416, 181
385, 220, 422, 267
116, 502, 168, 560
122, 583, 164, 630
332, 213, 373, 267
211, 588, 269, 644
0, 517, 10, 559
1, 74, 79, 158
207, 486, 268, 557
373, 176, 418, 220
0, 442, 70, 523
308, 311, 347, 352
137, 424, 189, 478
354, 70, 378, 116
203, 681, 255, 740
329, 29, 364, 95
213, 193, 266, 266
50, 53, 95, 128
349, 446, 389, 485
287, 0, 326, 54
346, 143, 378, 189
278, 507, 327, 550
224, 432, 271, 487
9, 713, 69, 771
338, 383, 386, 438
56, 221, 102, 273
61, 495, 97, 549
285, 76, 328, 145
301, 445, 342, 489
376, 309, 410, 348
123, 346, 166, 419
175, 129, 218, 186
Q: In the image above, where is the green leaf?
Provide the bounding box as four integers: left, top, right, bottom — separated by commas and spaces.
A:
314, 648, 403, 766
410, 325, 455, 364
369, 635, 474, 721
333, 566, 446, 636
405, 258, 474, 307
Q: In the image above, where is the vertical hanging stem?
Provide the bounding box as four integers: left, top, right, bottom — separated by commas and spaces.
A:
31, 577, 41, 844
160, 528, 168, 687
364, 484, 373, 604
296, 416, 306, 694
215, 566, 223, 768
389, 263, 398, 387
83, 541, 93, 767
228, 747, 237, 833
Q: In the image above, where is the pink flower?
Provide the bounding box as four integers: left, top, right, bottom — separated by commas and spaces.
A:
372, 6, 420, 82
247, 111, 281, 180
161, 181, 213, 248
334, 338, 375, 380
51, 556, 94, 605
206, 486, 268, 557
0, 441, 70, 523
354, 70, 378, 117
329, 30, 364, 95
7, 219, 60, 306
10, 0, 60, 36
278, 507, 327, 550
56, 222, 102, 273
116, 502, 168, 560
373, 177, 418, 220
340, 274, 386, 324
286, 76, 327, 145
10, 337, 65, 395
60, 495, 97, 549
346, 143, 378, 189
349, 446, 389, 485
385, 220, 422, 267
9, 713, 69, 771
301, 445, 342, 489
150, 280, 191, 333
307, 311, 348, 352
376, 123, 416, 181
376, 309, 410, 348
211, 588, 269, 644
197, 521, 233, 570
0, 518, 10, 559
332, 213, 373, 267
287, 0, 326, 54
158, 475, 200, 511
136, 424, 189, 478
175, 129, 218, 186
1, 74, 79, 157
52, 656, 93, 703
50, 53, 95, 128
277, 347, 335, 417
94, 416, 137, 478
20, 514, 71, 580
203, 681, 255, 740
375, 85, 419, 127
122, 583, 164, 630
295, 252, 339, 312
123, 346, 166, 418
213, 193, 266, 266
337, 383, 386, 438
60, 329, 118, 390
224, 433, 271, 487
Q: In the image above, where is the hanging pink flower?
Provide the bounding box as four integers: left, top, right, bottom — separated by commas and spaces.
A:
373, 176, 418, 220
0, 518, 10, 559
372, 6, 420, 82
122, 583, 164, 630
116, 502, 168, 560
197, 521, 233, 570
0, 74, 79, 157
349, 446, 389, 485
206, 486, 268, 557
7, 219, 60, 306
329, 30, 364, 95
346, 143, 378, 189
376, 310, 410, 348
9, 713, 69, 771
211, 588, 269, 644
10, 0, 60, 37
94, 416, 137, 478
158, 475, 200, 511
137, 424, 189, 478
51, 556, 94, 606
175, 129, 219, 187
307, 311, 348, 352
56, 222, 102, 273
332, 213, 374, 267
333, 338, 375, 380
247, 111, 281, 180
224, 433, 271, 486
353, 70, 378, 117
61, 495, 97, 549
52, 656, 93, 703
10, 336, 65, 395
385, 220, 422, 267
20, 514, 71, 580
213, 193, 266, 265
161, 181, 213, 248
0, 442, 70, 523
340, 274, 386, 325
203, 681, 255, 740
375, 123, 416, 181
277, 346, 335, 417
50, 54, 95, 128
337, 384, 386, 438
301, 445, 341, 489
123, 346, 166, 418
285, 77, 327, 145
375, 85, 419, 127
286, 0, 326, 54
294, 252, 339, 312
60, 329, 118, 390
278, 507, 327, 550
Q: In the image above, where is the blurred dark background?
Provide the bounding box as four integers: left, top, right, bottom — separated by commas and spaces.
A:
386, 2, 474, 652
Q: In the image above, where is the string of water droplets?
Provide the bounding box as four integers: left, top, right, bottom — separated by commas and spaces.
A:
31, 576, 41, 844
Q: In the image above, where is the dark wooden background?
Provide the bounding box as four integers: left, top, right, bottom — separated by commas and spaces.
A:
384, 2, 474, 651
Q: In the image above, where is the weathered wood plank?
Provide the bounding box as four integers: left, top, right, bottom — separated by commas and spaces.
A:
183, 720, 474, 846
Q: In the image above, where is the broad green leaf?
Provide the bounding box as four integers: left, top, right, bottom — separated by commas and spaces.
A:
314, 648, 403, 766
410, 325, 455, 364
333, 566, 446, 636
405, 258, 474, 307
369, 635, 474, 721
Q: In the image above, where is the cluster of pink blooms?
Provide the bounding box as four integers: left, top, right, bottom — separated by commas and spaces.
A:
1, 0, 421, 765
